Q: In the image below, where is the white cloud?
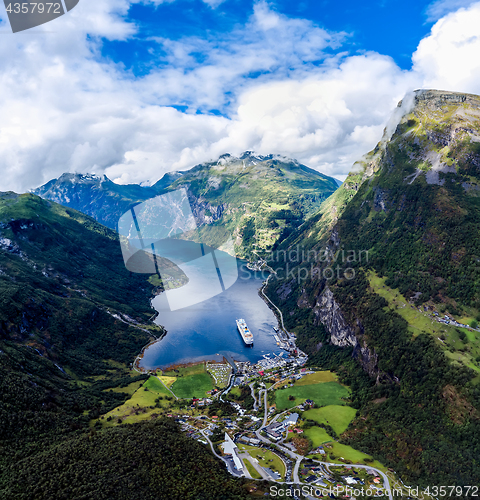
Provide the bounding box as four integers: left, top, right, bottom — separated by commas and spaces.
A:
425, 0, 479, 21
414, 2, 480, 93
143, 1, 346, 111
201, 0, 226, 8
0, 0, 480, 192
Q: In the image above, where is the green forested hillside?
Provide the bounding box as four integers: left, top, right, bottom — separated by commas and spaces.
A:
0, 193, 251, 499
2, 419, 248, 500
164, 152, 339, 257
266, 90, 480, 491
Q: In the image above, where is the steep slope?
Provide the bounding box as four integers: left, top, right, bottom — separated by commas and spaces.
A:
34, 152, 340, 258
165, 151, 339, 258
0, 193, 248, 499
32, 173, 170, 229
266, 90, 480, 490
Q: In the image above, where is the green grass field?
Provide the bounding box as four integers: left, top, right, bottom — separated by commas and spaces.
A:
303, 426, 332, 447
229, 386, 242, 398
275, 381, 349, 410
144, 376, 171, 392
307, 435, 384, 469
328, 442, 384, 470
171, 372, 214, 399
296, 371, 337, 386
245, 448, 285, 479
98, 376, 172, 427
242, 459, 261, 479
303, 405, 357, 435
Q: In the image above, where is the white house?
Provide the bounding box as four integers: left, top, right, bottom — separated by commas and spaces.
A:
285, 412, 299, 426
222, 433, 244, 471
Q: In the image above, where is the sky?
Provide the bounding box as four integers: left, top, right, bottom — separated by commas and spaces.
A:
0, 0, 480, 191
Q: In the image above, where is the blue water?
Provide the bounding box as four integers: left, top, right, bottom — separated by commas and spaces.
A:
139, 261, 283, 370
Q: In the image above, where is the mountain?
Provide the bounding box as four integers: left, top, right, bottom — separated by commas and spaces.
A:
0, 193, 250, 499
33, 152, 341, 258
266, 90, 480, 489
32, 173, 168, 229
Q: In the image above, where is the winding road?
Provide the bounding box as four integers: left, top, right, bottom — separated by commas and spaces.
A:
249, 381, 393, 499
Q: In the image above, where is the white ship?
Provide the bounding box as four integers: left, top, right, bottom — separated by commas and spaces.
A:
236, 319, 254, 346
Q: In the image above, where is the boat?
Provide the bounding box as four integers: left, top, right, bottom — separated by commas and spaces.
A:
236, 319, 254, 346
273, 326, 279, 333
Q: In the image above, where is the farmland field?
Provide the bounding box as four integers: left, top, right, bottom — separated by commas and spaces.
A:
303, 405, 356, 435
171, 372, 214, 398
158, 375, 176, 388
303, 426, 332, 447
295, 371, 337, 385
275, 381, 349, 410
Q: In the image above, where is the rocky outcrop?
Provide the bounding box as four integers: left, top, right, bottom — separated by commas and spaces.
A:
373, 187, 388, 212
186, 193, 227, 226
312, 286, 386, 379
353, 342, 379, 379
313, 287, 357, 348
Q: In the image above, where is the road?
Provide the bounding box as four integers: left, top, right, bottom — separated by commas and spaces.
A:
260, 389, 268, 426
260, 273, 288, 334
249, 383, 258, 411
254, 385, 303, 483
156, 376, 178, 399
248, 383, 393, 498
317, 461, 393, 500
200, 430, 243, 478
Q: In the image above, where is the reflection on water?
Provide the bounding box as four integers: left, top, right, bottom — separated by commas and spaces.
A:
139, 261, 283, 370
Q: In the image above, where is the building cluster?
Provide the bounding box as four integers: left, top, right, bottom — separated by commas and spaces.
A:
300, 461, 332, 486
190, 397, 212, 408
262, 412, 299, 441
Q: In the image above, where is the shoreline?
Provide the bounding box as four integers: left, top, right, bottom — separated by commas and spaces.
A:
136, 347, 235, 374
133, 265, 298, 374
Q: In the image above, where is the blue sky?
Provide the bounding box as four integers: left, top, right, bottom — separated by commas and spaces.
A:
0, 0, 479, 191
102, 0, 455, 75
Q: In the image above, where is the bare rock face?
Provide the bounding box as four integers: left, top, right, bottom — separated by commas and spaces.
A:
313, 286, 357, 348
353, 342, 379, 379
186, 193, 227, 225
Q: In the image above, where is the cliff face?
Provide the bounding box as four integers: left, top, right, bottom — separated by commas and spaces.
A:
312, 287, 357, 348
268, 88, 480, 380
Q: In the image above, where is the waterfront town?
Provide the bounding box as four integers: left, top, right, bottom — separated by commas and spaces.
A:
98, 321, 421, 500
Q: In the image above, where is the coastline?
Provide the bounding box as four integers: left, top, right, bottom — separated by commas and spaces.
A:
133, 334, 165, 373
133, 263, 296, 374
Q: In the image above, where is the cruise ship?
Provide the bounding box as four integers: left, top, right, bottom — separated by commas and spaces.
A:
236, 319, 254, 346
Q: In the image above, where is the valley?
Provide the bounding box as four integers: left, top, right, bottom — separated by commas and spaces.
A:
91, 358, 412, 499
2, 89, 480, 499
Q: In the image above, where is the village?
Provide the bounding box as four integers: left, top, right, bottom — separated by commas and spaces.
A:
94, 310, 423, 500
166, 357, 400, 500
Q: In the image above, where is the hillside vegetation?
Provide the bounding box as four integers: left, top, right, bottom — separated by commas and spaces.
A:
267, 90, 480, 491
0, 193, 251, 499
34, 152, 340, 259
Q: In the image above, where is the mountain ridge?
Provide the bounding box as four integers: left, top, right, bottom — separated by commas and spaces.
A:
265, 88, 480, 489
33, 151, 342, 258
